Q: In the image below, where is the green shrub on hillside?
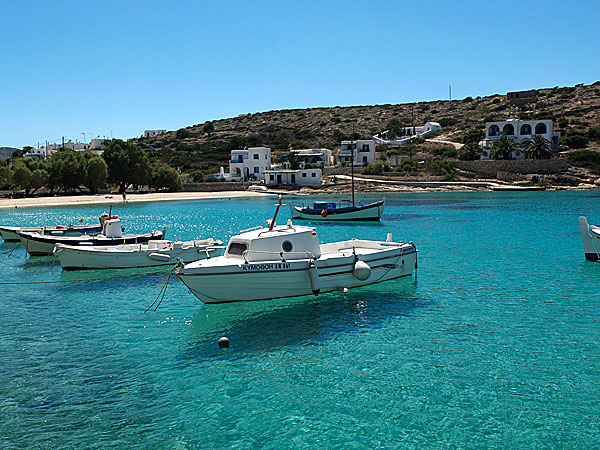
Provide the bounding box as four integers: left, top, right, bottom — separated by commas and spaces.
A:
562, 132, 589, 149
362, 160, 390, 175
395, 160, 418, 173
588, 127, 600, 142
428, 160, 456, 179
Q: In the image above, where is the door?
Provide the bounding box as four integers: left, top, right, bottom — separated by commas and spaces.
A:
291, 174, 296, 184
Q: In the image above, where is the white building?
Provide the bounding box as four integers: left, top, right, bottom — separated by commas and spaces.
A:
143, 129, 167, 138
481, 119, 561, 159
294, 148, 333, 167
264, 168, 322, 186
373, 121, 442, 146
24, 147, 56, 159
227, 147, 271, 181
339, 139, 376, 166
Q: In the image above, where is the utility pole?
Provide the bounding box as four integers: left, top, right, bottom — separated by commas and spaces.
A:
449, 84, 452, 102
82, 132, 86, 144
62, 136, 65, 149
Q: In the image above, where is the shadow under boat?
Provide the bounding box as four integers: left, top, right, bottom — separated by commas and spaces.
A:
180, 277, 429, 360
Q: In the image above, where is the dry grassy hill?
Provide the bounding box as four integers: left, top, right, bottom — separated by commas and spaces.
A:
135, 82, 600, 174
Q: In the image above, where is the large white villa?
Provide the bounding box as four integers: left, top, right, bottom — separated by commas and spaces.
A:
294, 148, 333, 167
481, 119, 560, 159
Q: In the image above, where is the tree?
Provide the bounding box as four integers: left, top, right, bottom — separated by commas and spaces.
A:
44, 149, 86, 192
102, 139, 151, 193
85, 156, 108, 193
490, 136, 517, 160
562, 132, 589, 149
150, 165, 182, 192
288, 151, 300, 170
524, 135, 552, 159
202, 122, 215, 136
0, 160, 12, 189
458, 142, 482, 161
12, 159, 47, 196
461, 128, 485, 145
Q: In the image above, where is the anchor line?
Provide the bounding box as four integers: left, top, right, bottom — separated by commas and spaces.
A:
145, 264, 178, 312
2, 243, 22, 256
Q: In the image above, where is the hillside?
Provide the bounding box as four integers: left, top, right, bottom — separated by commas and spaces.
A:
135, 82, 600, 173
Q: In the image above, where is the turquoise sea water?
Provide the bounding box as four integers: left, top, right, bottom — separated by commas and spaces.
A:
0, 192, 599, 449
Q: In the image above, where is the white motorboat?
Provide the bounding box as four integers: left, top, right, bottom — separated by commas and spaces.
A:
55, 238, 224, 270
579, 216, 600, 261
0, 213, 109, 242
178, 197, 417, 304
19, 217, 164, 257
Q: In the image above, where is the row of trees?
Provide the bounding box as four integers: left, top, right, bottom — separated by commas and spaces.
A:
0, 140, 181, 197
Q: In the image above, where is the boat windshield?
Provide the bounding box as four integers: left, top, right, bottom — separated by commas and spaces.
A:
227, 242, 248, 256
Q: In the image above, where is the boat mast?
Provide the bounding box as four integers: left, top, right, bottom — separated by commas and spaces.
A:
269, 195, 283, 231
351, 123, 355, 206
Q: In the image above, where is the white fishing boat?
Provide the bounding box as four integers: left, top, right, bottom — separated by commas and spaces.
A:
0, 213, 109, 242
54, 238, 224, 270
19, 217, 164, 257
579, 216, 600, 261
178, 197, 417, 304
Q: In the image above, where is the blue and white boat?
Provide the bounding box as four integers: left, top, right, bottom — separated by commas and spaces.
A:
291, 199, 385, 221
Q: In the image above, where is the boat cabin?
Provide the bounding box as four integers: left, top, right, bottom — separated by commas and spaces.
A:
313, 202, 338, 210
225, 223, 321, 262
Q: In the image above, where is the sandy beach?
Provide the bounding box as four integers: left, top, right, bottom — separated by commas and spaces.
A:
0, 191, 275, 210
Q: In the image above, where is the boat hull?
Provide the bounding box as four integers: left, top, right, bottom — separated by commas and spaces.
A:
19, 231, 164, 257
56, 241, 223, 270
0, 224, 103, 242
291, 200, 384, 221
178, 245, 416, 304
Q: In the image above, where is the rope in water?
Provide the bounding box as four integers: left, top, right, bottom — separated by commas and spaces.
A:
0, 267, 172, 285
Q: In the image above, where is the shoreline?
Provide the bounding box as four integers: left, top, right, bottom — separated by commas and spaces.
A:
0, 191, 275, 210
0, 182, 597, 210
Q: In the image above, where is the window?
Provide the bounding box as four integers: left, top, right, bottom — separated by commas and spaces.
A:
253, 154, 259, 159
270, 175, 274, 181
227, 242, 248, 256
282, 240, 293, 252
253, 167, 259, 173
302, 172, 307, 177
503, 124, 515, 135
265, 154, 268, 159
535, 123, 547, 134
520, 124, 532, 135
311, 172, 316, 177
489, 125, 500, 137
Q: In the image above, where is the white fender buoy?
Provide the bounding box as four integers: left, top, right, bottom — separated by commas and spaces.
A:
353, 260, 371, 281
148, 252, 171, 262
308, 261, 320, 295
579, 216, 599, 261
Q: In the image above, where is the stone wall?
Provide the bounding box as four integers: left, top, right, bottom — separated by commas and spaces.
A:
453, 160, 569, 177
182, 182, 246, 192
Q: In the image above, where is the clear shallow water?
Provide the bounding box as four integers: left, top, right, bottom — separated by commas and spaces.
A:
0, 192, 598, 449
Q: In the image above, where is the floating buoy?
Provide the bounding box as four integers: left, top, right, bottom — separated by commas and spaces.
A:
218, 336, 230, 349
308, 261, 320, 295
353, 260, 371, 281
320, 209, 328, 218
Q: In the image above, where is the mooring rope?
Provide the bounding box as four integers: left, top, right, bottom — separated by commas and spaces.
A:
145, 265, 178, 312
0, 267, 171, 285
2, 243, 21, 256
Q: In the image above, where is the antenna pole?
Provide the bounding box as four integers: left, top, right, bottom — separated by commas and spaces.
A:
351, 123, 355, 206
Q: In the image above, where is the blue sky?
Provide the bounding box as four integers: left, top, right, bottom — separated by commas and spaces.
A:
1, 0, 598, 148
